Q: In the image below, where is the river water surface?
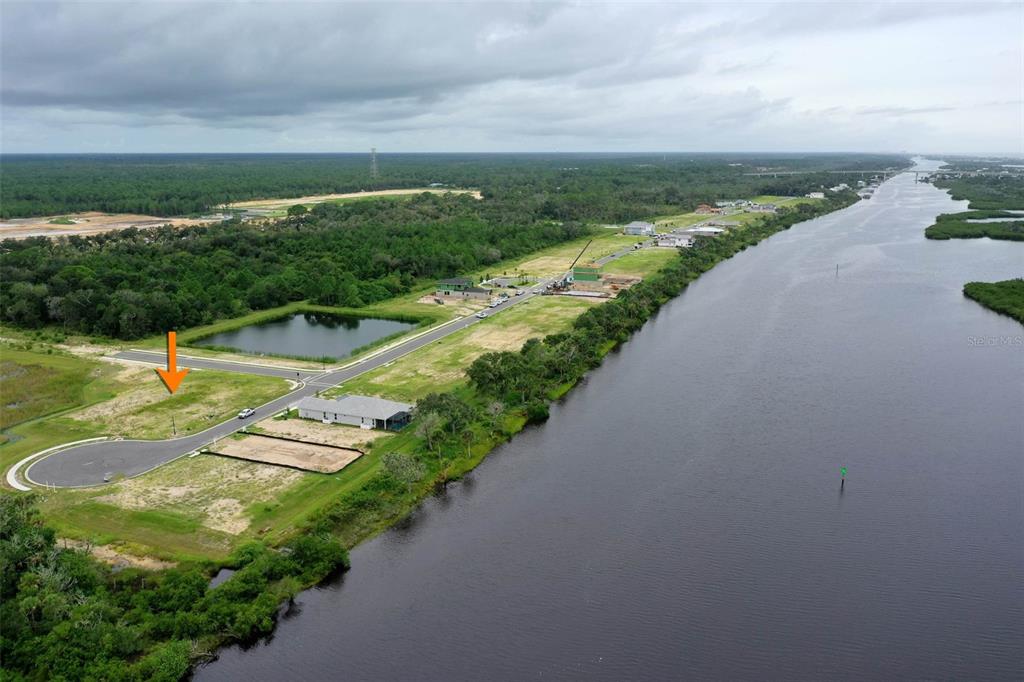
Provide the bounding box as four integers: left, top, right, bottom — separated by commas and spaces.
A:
198, 162, 1022, 681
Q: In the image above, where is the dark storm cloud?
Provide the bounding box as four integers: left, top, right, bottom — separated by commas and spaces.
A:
0, 1, 1019, 153
1, 2, 700, 119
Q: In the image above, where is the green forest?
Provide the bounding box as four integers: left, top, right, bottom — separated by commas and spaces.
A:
932, 174, 1024, 210
1, 194, 586, 338
926, 175, 1024, 240
963, 279, 1024, 324
1, 155, 899, 339
0, 152, 905, 219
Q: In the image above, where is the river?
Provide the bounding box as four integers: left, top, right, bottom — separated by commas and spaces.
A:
197, 161, 1023, 681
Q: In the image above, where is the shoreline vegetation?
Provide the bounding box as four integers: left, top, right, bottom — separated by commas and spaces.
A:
0, 191, 857, 679
963, 279, 1024, 324
927, 174, 1024, 241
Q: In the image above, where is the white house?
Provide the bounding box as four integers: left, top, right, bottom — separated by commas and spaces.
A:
297, 394, 413, 430
805, 191, 826, 199
623, 221, 656, 236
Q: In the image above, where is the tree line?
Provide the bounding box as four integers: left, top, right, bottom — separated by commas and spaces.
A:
1, 193, 586, 339
1, 152, 907, 219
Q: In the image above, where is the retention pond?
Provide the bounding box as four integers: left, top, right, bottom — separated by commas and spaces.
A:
193, 312, 417, 359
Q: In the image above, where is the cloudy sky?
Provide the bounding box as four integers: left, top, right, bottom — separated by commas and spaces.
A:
1, 1, 1021, 154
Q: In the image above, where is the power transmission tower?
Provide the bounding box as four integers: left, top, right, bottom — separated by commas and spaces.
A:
370, 147, 379, 180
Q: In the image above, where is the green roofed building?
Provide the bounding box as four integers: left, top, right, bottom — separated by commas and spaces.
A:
436, 277, 490, 300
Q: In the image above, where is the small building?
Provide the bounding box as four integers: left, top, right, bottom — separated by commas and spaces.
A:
572, 263, 602, 282
436, 277, 490, 300
805, 191, 826, 199
297, 394, 413, 430
623, 220, 656, 236
656, 234, 693, 248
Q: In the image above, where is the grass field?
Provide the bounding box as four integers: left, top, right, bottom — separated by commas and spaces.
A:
601, 248, 680, 277
0, 347, 120, 429
329, 296, 598, 402
506, 232, 644, 279
0, 352, 290, 476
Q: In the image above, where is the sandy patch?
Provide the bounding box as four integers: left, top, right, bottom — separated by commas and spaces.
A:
228, 188, 481, 209
463, 323, 546, 352
204, 498, 249, 534
254, 418, 380, 449
0, 211, 212, 240
61, 538, 176, 570
212, 434, 363, 474
95, 454, 302, 536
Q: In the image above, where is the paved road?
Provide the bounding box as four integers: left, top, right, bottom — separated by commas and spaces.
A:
26, 283, 550, 487
114, 350, 323, 380
25, 241, 655, 487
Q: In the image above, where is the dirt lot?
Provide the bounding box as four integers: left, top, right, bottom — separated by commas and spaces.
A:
254, 417, 383, 449
95, 455, 302, 535
0, 211, 212, 240
212, 433, 363, 473
228, 188, 482, 210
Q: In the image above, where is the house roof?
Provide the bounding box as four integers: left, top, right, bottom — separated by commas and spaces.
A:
438, 277, 473, 286
625, 220, 654, 228
297, 394, 414, 420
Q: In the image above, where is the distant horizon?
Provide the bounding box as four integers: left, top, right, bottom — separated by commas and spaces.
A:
1, 151, 1021, 159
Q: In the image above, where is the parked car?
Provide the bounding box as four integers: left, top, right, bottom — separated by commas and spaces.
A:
475, 311, 488, 319
489, 300, 501, 308
238, 407, 256, 419
103, 472, 113, 483
515, 289, 525, 296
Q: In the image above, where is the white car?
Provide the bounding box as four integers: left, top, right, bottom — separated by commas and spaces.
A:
475, 311, 488, 319
515, 290, 525, 296
237, 408, 256, 419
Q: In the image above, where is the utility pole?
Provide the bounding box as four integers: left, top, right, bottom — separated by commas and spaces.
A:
171, 415, 177, 436
370, 147, 379, 181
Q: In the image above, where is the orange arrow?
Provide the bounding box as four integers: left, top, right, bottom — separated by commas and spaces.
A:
155, 331, 190, 394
